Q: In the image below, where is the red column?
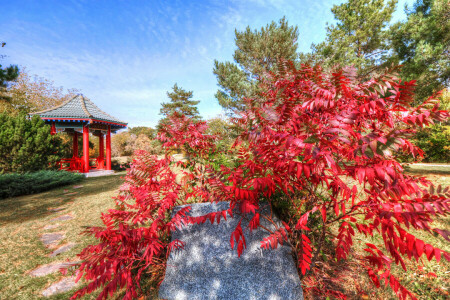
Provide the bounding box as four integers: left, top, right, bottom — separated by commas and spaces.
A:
50, 122, 56, 135
72, 132, 78, 158
83, 125, 90, 173
106, 126, 111, 170
98, 134, 104, 169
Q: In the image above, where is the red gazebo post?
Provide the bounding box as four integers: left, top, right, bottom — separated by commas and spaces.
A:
83, 124, 90, 173
106, 125, 111, 170
98, 133, 104, 169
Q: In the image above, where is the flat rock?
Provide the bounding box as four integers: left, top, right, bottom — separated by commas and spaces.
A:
49, 243, 76, 257
72, 185, 83, 189
48, 207, 66, 212
51, 214, 73, 222
65, 192, 78, 196
159, 202, 303, 300
41, 276, 79, 296
29, 261, 78, 277
40, 232, 65, 247
43, 224, 61, 230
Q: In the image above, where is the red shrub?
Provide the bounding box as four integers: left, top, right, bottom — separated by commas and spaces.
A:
71, 64, 449, 300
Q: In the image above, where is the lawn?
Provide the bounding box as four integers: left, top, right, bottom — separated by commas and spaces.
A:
0, 170, 448, 299
0, 172, 126, 299
404, 163, 450, 175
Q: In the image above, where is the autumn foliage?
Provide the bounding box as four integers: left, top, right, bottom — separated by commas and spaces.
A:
71, 63, 449, 300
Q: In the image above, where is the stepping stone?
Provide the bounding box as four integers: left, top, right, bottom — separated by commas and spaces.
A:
159, 202, 303, 300
51, 214, 74, 222
72, 185, 83, 189
42, 276, 79, 297
49, 243, 76, 257
40, 232, 65, 247
29, 261, 78, 277
48, 207, 66, 212
43, 224, 61, 230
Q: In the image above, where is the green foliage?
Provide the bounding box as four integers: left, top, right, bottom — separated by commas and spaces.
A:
206, 116, 235, 151
213, 17, 299, 113
389, 0, 450, 103
414, 124, 450, 162
0, 113, 63, 173
157, 84, 201, 131
128, 126, 155, 139
0, 42, 19, 104
301, 0, 396, 78
0, 170, 83, 199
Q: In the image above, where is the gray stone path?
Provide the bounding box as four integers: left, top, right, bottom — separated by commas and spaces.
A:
51, 214, 74, 222
30, 207, 81, 297
48, 207, 66, 212
41, 276, 79, 297
159, 202, 303, 300
29, 261, 78, 277
49, 243, 76, 257
40, 232, 65, 248
43, 224, 61, 230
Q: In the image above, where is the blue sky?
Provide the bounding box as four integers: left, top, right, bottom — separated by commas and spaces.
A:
2, 0, 414, 128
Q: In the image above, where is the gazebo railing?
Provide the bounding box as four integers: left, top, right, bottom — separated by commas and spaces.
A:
58, 157, 105, 172
58, 157, 83, 172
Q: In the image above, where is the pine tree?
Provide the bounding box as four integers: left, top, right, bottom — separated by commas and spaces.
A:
157, 84, 201, 131
0, 113, 62, 173
0, 42, 19, 105
389, 0, 449, 103
300, 0, 397, 79
213, 17, 299, 113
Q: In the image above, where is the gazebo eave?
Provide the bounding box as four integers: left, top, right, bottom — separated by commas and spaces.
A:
40, 117, 127, 129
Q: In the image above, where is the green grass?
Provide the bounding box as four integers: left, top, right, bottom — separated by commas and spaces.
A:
0, 172, 125, 299
404, 163, 450, 175
325, 174, 450, 299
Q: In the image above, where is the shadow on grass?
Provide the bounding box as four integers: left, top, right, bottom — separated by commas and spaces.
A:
0, 174, 125, 225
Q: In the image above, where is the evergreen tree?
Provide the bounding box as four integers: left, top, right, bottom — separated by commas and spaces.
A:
0, 42, 19, 104
213, 17, 299, 113
0, 113, 62, 173
300, 0, 397, 79
389, 0, 449, 103
157, 84, 201, 130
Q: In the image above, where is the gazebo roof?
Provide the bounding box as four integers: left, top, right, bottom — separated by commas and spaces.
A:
29, 94, 127, 127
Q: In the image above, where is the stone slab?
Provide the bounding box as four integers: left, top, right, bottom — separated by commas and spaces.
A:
40, 232, 65, 247
41, 276, 79, 296
48, 207, 66, 212
158, 202, 303, 300
43, 224, 61, 230
51, 214, 74, 222
65, 192, 78, 196
29, 261, 77, 277
49, 243, 76, 257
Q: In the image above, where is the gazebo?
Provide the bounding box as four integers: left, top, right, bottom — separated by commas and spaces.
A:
29, 94, 127, 175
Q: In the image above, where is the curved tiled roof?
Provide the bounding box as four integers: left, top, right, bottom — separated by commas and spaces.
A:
29, 94, 127, 126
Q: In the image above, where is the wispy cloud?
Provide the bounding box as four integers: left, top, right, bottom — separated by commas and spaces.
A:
2, 0, 415, 128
